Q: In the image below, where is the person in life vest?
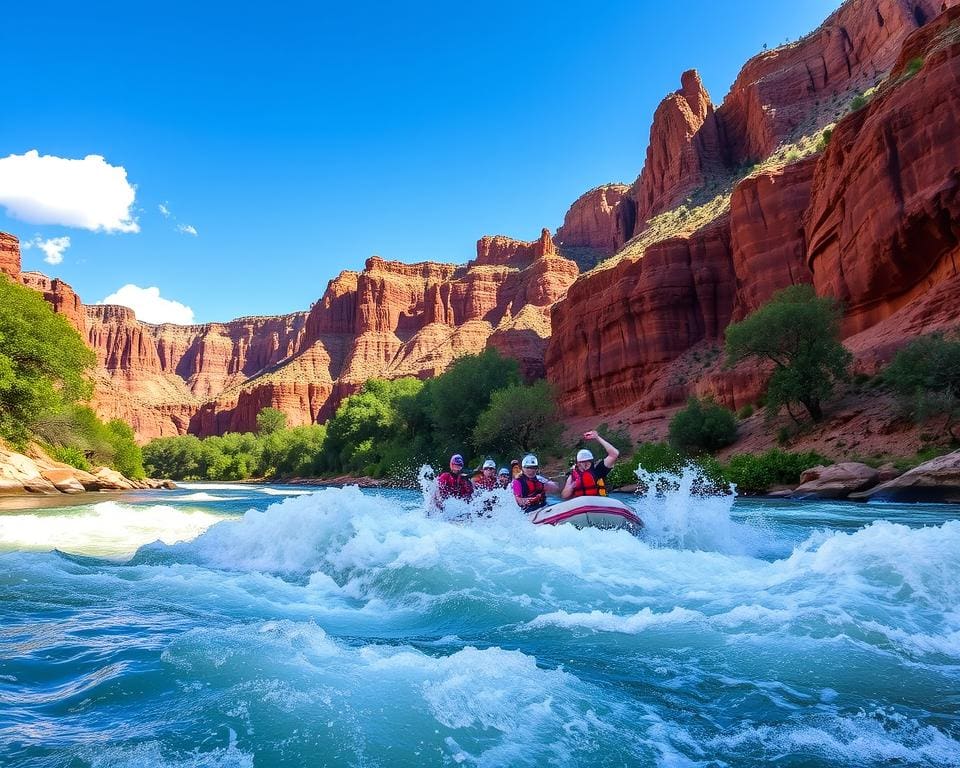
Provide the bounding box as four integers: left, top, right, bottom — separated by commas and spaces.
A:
512, 454, 560, 511
561, 429, 620, 499
435, 454, 474, 506
474, 458, 498, 491
497, 468, 511, 489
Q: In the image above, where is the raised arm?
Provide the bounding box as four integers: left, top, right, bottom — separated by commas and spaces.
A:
584, 429, 620, 468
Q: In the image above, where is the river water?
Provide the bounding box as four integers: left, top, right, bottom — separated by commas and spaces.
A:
1, 475, 959, 767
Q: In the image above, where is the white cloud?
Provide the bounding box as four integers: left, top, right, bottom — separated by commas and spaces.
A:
158, 202, 171, 218
177, 223, 198, 236
21, 235, 72, 265
97, 284, 195, 325
0, 150, 139, 233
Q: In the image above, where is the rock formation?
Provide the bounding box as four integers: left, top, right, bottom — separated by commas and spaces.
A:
547, 2, 960, 422
0, 233, 20, 279
555, 184, 635, 267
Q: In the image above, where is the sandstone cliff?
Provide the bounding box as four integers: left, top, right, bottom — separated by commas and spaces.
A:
546, 2, 960, 425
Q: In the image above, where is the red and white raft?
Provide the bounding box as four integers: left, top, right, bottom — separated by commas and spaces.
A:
527, 496, 643, 534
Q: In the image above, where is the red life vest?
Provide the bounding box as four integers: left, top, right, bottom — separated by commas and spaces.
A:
514, 474, 547, 510
437, 472, 473, 501
570, 467, 607, 497
474, 475, 496, 492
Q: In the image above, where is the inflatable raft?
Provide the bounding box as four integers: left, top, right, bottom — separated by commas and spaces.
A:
527, 496, 643, 534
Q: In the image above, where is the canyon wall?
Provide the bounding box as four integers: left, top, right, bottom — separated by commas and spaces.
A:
547, 3, 960, 419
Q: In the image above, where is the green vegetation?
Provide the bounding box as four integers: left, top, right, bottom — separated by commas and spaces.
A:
0, 277, 94, 444
724, 449, 830, 494
815, 127, 833, 152
736, 404, 754, 419
904, 56, 925, 78
668, 397, 737, 454
884, 333, 960, 439
725, 284, 851, 422
255, 407, 287, 435
473, 380, 562, 457
0, 277, 145, 478
144, 349, 561, 481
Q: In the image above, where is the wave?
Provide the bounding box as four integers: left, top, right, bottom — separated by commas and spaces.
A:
0, 501, 226, 558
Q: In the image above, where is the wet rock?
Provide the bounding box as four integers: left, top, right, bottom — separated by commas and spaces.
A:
851, 450, 960, 502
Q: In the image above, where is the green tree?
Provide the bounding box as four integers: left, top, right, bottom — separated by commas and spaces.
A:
668, 397, 737, 454
321, 378, 423, 475
255, 407, 287, 435
0, 277, 95, 442
725, 284, 851, 421
884, 333, 960, 439
472, 380, 562, 457
143, 435, 204, 479
425, 348, 520, 455
105, 419, 145, 479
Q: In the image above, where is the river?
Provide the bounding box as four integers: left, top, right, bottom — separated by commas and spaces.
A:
1, 474, 958, 767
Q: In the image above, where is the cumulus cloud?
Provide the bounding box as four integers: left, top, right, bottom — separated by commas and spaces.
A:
98, 284, 195, 325
0, 150, 139, 233
21, 235, 72, 265
177, 223, 198, 236
158, 202, 171, 218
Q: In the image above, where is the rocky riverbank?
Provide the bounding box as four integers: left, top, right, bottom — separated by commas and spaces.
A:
0, 444, 176, 496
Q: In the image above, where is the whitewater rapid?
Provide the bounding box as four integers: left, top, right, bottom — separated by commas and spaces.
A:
1, 480, 958, 767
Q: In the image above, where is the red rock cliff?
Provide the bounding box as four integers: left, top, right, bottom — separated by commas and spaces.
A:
0, 233, 20, 279
555, 184, 635, 267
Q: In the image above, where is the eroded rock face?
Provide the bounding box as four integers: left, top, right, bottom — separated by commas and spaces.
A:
547, 4, 960, 422
546, 217, 735, 414
630, 70, 728, 227
556, 184, 635, 267
626, 0, 956, 239
0, 233, 20, 279
195, 233, 579, 433
20, 272, 87, 335
806, 5, 960, 335
729, 157, 816, 320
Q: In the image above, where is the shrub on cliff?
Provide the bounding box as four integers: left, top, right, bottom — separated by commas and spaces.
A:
725, 284, 851, 422
0, 276, 94, 443
472, 380, 562, 457
884, 333, 960, 440
724, 449, 829, 494
668, 397, 737, 454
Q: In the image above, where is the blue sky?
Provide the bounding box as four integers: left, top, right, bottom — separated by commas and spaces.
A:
1, 1, 838, 323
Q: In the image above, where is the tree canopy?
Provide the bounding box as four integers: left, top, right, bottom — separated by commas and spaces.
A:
0, 277, 95, 442
725, 284, 850, 421
472, 380, 562, 457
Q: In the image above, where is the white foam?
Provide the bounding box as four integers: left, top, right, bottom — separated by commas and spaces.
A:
0, 501, 225, 558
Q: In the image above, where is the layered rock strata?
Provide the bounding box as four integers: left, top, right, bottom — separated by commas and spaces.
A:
547, 3, 960, 420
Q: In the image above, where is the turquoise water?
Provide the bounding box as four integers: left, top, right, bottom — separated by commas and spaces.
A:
1, 476, 959, 767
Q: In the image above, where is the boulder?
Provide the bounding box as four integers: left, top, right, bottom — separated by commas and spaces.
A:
792, 462, 880, 499
851, 450, 960, 502
41, 469, 88, 494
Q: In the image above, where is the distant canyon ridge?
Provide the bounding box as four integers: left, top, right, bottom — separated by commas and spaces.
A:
4, 0, 959, 444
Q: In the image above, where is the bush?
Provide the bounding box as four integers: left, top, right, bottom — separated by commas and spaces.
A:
726, 284, 851, 422
255, 407, 287, 436
904, 56, 924, 78
724, 449, 830, 494
736, 404, 754, 419
472, 380, 562, 458
633, 442, 685, 474
668, 397, 738, 454
604, 462, 639, 490
849, 93, 868, 111
883, 333, 960, 439
815, 127, 833, 152
50, 445, 92, 472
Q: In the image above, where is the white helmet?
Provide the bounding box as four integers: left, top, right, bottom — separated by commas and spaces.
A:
576, 448, 594, 462
482, 458, 496, 469
521, 454, 539, 468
